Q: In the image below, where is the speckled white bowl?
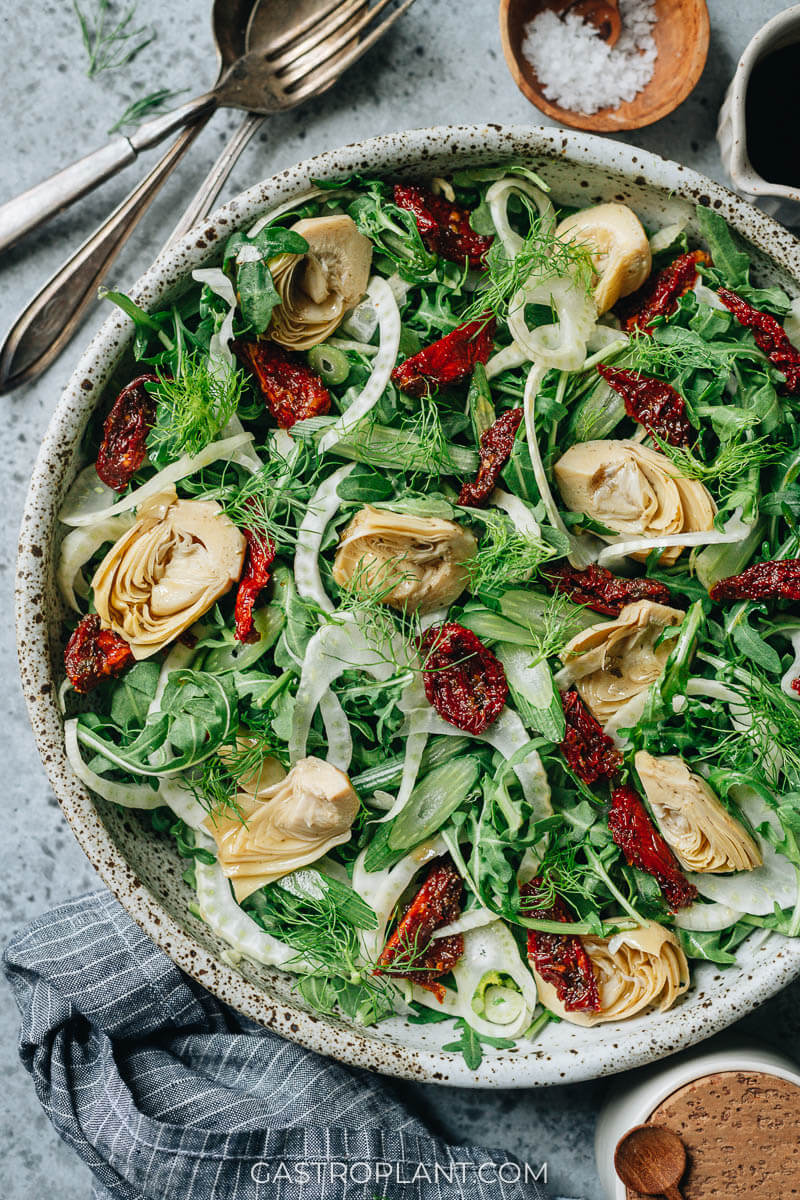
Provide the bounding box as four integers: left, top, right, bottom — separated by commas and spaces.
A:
15, 125, 800, 1087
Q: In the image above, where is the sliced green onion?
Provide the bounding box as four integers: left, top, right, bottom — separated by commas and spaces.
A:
307, 344, 350, 385
351, 734, 472, 793
389, 756, 480, 851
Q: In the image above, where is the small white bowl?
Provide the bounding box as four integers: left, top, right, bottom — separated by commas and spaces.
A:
595, 1040, 800, 1199
718, 4, 800, 221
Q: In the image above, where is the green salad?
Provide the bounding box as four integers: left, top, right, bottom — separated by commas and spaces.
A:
58, 165, 800, 1066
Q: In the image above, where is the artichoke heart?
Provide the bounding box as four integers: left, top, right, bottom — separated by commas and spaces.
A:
635, 751, 763, 874
532, 922, 689, 1027
92, 487, 245, 660
332, 505, 478, 614
269, 215, 373, 351
553, 439, 716, 566
205, 756, 359, 901
556, 202, 651, 314
556, 599, 685, 726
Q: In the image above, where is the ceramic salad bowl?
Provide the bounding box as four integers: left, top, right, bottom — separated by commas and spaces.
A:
16, 125, 800, 1087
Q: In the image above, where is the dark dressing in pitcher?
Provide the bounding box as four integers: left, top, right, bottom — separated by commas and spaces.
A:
745, 42, 800, 188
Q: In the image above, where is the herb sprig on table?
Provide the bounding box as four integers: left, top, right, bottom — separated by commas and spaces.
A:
73, 0, 153, 77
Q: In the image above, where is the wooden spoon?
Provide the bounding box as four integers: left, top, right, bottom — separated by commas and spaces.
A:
561, 0, 621, 46
498, 0, 710, 132
614, 1124, 687, 1200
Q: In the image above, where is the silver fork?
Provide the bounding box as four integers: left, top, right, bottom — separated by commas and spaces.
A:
0, 0, 417, 393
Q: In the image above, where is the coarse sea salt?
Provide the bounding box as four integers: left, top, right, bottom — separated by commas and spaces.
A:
522, 0, 657, 115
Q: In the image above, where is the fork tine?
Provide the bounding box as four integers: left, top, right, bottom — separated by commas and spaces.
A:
263, 0, 347, 56
282, 0, 417, 98
268, 0, 367, 72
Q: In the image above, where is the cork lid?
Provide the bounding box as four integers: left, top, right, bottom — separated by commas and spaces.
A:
626, 1070, 800, 1199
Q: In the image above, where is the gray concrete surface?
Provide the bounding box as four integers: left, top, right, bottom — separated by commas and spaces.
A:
1, 1, 799, 1196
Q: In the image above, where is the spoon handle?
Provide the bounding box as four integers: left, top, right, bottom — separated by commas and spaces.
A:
0, 95, 214, 255
664, 1186, 684, 1199
0, 119, 208, 394
163, 110, 265, 251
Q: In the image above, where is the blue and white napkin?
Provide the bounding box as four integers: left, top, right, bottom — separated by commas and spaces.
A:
4, 890, 580, 1200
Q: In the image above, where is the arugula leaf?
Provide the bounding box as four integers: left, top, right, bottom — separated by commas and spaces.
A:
347, 182, 438, 282
696, 206, 791, 314
677, 922, 753, 965
441, 1017, 515, 1070
406, 1000, 453, 1024
77, 670, 237, 777
109, 661, 161, 732
731, 615, 783, 675
335, 465, 395, 503
223, 226, 308, 334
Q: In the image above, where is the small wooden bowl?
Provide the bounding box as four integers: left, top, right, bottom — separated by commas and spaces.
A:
499, 0, 710, 132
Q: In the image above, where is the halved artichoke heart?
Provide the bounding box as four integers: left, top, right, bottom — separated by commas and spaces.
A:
556, 599, 685, 726
268, 215, 373, 351
332, 505, 478, 614
556, 202, 652, 314
635, 750, 762, 874
531, 922, 689, 1027
206, 757, 359, 902
92, 487, 245, 660
553, 439, 716, 566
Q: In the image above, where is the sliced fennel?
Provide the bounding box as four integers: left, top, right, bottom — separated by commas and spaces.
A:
194, 855, 300, 970
65, 719, 162, 810
57, 513, 134, 611
317, 277, 400, 454
60, 432, 254, 527
674, 901, 745, 932
294, 464, 355, 612
192, 268, 237, 370
485, 177, 552, 258
289, 615, 396, 764
351, 836, 447, 961
402, 704, 552, 819
597, 508, 753, 569
523, 362, 599, 570
496, 644, 565, 742
779, 628, 800, 701
411, 920, 538, 1041
318, 689, 353, 772
687, 786, 800, 915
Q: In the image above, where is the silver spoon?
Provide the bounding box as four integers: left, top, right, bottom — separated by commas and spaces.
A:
0, 0, 414, 254
0, 0, 412, 392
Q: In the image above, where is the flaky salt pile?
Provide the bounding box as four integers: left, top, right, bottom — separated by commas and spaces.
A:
522, 0, 657, 115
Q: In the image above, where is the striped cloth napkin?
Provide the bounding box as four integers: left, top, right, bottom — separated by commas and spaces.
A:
3, 890, 580, 1200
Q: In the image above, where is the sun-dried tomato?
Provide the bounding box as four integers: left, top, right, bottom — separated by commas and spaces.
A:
618, 250, 710, 334
233, 339, 331, 428
718, 288, 800, 394
520, 878, 600, 1013
391, 317, 496, 398
608, 785, 697, 911
458, 407, 523, 507
421, 622, 508, 734
793, 677, 800, 697
95, 374, 158, 491
597, 364, 692, 447
709, 557, 800, 603
560, 688, 622, 786
234, 527, 276, 643
64, 614, 134, 694
543, 563, 672, 617
393, 183, 493, 268
376, 857, 463, 1001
